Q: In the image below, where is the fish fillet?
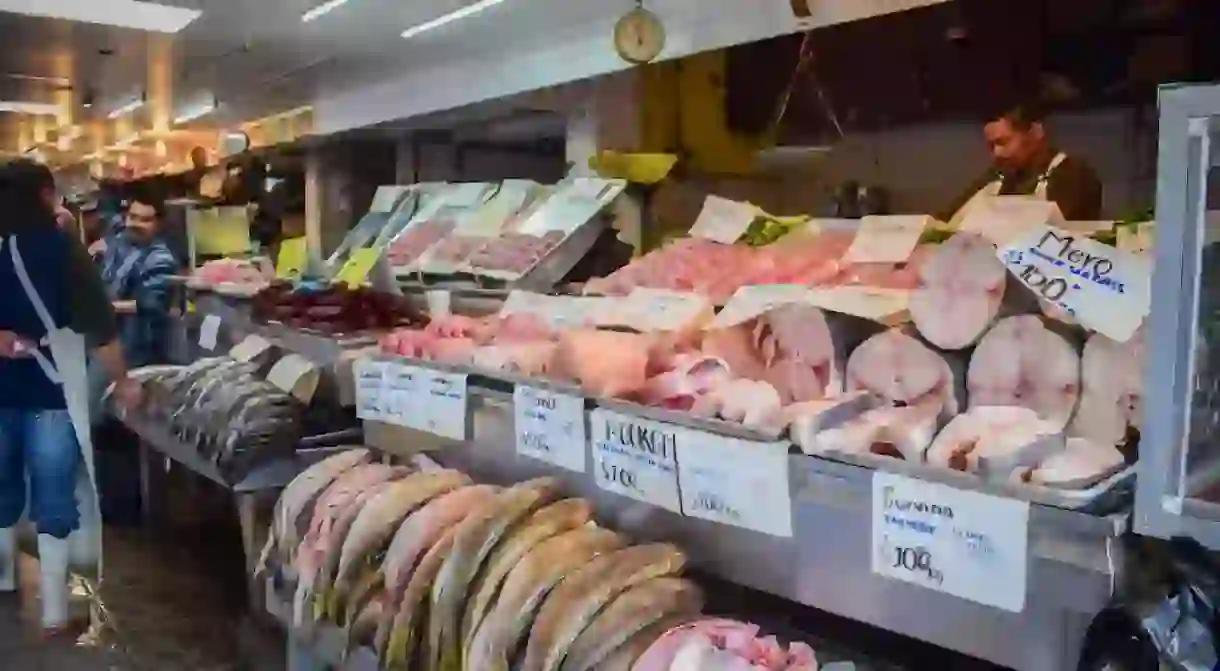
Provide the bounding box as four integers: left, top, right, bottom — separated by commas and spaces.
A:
428, 478, 560, 671
465, 527, 624, 671
925, 405, 1064, 477
1012, 437, 1126, 489
523, 543, 687, 671
381, 526, 460, 667
587, 617, 691, 671
847, 328, 961, 416
462, 499, 593, 652
910, 232, 1007, 350
558, 578, 703, 671
1068, 328, 1145, 451
967, 315, 1082, 430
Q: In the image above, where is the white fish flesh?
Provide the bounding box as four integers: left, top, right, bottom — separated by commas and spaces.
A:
1011, 437, 1126, 489
967, 315, 1082, 431
807, 400, 942, 461
558, 577, 703, 671
925, 405, 1064, 478
846, 328, 962, 417
910, 232, 1007, 350
1069, 328, 1145, 450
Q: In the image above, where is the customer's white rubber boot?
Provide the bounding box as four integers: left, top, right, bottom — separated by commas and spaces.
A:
36, 534, 70, 631
0, 526, 16, 593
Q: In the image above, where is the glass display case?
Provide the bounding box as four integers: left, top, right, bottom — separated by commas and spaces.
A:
1136, 83, 1220, 546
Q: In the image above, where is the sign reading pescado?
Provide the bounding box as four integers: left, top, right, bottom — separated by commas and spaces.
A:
589, 409, 682, 513
513, 386, 587, 473
871, 472, 1029, 613
999, 224, 1150, 342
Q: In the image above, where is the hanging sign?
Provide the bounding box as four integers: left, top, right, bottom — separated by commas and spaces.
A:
871, 472, 1029, 612
998, 223, 1151, 342
676, 435, 793, 537
513, 386, 587, 473
589, 409, 682, 512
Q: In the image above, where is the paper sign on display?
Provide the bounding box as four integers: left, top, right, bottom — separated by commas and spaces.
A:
676, 434, 793, 537
998, 223, 1151, 342
871, 472, 1029, 612
843, 215, 931, 264
353, 359, 388, 421
604, 289, 713, 333
336, 248, 381, 287
711, 284, 811, 328
419, 370, 468, 441
689, 195, 759, 245
276, 237, 309, 279
267, 354, 320, 403
382, 363, 422, 428
805, 286, 911, 324
229, 334, 273, 362
513, 386, 587, 473
959, 196, 1063, 247
589, 409, 682, 512
199, 315, 222, 351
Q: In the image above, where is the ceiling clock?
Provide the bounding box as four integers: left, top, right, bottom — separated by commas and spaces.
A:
614, 2, 666, 65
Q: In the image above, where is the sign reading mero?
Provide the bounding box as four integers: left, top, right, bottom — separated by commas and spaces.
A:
998, 223, 1150, 342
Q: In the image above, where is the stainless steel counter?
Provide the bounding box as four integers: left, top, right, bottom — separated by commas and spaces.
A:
364, 394, 1125, 671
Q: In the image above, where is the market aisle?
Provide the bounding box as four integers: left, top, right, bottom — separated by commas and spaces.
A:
0, 525, 258, 671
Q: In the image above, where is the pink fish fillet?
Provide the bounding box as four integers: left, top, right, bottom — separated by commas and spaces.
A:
807, 400, 942, 461
754, 304, 858, 403
634, 618, 819, 671
554, 329, 651, 398
381, 485, 500, 597
702, 326, 769, 382
471, 344, 557, 378
1011, 437, 1125, 489
639, 355, 732, 411
1068, 328, 1145, 450
926, 405, 1063, 477
910, 233, 1008, 350
847, 328, 961, 416
967, 315, 1081, 431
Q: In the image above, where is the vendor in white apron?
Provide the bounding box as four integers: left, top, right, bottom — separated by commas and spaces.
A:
0, 159, 142, 637
941, 101, 1104, 226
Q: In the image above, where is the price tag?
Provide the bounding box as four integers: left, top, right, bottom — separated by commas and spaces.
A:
998, 224, 1151, 342
276, 237, 308, 279
603, 289, 713, 332
959, 196, 1063, 247
689, 195, 758, 245
353, 359, 388, 421
872, 472, 1029, 612
419, 370, 468, 441
336, 248, 381, 288
266, 354, 320, 403
229, 334, 273, 362
382, 363, 422, 427
589, 409, 681, 512
513, 386, 587, 473
711, 284, 811, 328
676, 435, 792, 537
843, 215, 930, 264
805, 286, 911, 325
199, 314, 221, 351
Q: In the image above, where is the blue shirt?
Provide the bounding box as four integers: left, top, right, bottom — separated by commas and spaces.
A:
101, 237, 178, 367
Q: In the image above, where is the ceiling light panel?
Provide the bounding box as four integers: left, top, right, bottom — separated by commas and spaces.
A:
0, 101, 60, 115
301, 0, 353, 22
401, 0, 509, 40
0, 0, 202, 33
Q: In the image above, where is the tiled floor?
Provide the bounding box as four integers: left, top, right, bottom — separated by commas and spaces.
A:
0, 527, 252, 671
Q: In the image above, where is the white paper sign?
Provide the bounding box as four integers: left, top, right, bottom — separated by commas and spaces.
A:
872, 472, 1029, 612
199, 314, 222, 351
419, 370, 468, 441
229, 334, 273, 362
266, 354, 320, 403
353, 359, 388, 421
676, 435, 792, 537
382, 363, 423, 428
844, 215, 930, 264
689, 195, 758, 245
959, 196, 1063, 247
589, 409, 682, 512
711, 284, 811, 328
603, 289, 713, 332
999, 224, 1151, 342
805, 286, 911, 324
513, 386, 587, 473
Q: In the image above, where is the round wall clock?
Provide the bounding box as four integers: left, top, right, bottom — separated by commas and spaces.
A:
614, 4, 666, 65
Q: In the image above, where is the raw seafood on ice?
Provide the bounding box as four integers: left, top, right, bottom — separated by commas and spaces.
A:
925, 405, 1063, 478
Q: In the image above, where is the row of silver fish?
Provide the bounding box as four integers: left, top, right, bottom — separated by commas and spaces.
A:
131, 358, 303, 477
255, 449, 707, 671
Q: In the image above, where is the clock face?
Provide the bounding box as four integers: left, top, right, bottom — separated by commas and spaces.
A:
614, 7, 665, 65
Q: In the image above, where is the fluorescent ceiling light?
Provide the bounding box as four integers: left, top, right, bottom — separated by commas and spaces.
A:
301, 0, 353, 22
0, 0, 201, 33
0, 101, 60, 115
5, 73, 71, 86
173, 95, 217, 124
108, 94, 146, 119
401, 0, 508, 39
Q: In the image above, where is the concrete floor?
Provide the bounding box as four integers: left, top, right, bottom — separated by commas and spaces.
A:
0, 527, 251, 671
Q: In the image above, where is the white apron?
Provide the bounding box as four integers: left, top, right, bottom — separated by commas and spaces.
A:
3, 235, 103, 577
948, 152, 1068, 228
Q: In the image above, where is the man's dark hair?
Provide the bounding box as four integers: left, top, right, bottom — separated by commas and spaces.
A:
0, 158, 55, 195
128, 191, 166, 219
985, 100, 1047, 131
